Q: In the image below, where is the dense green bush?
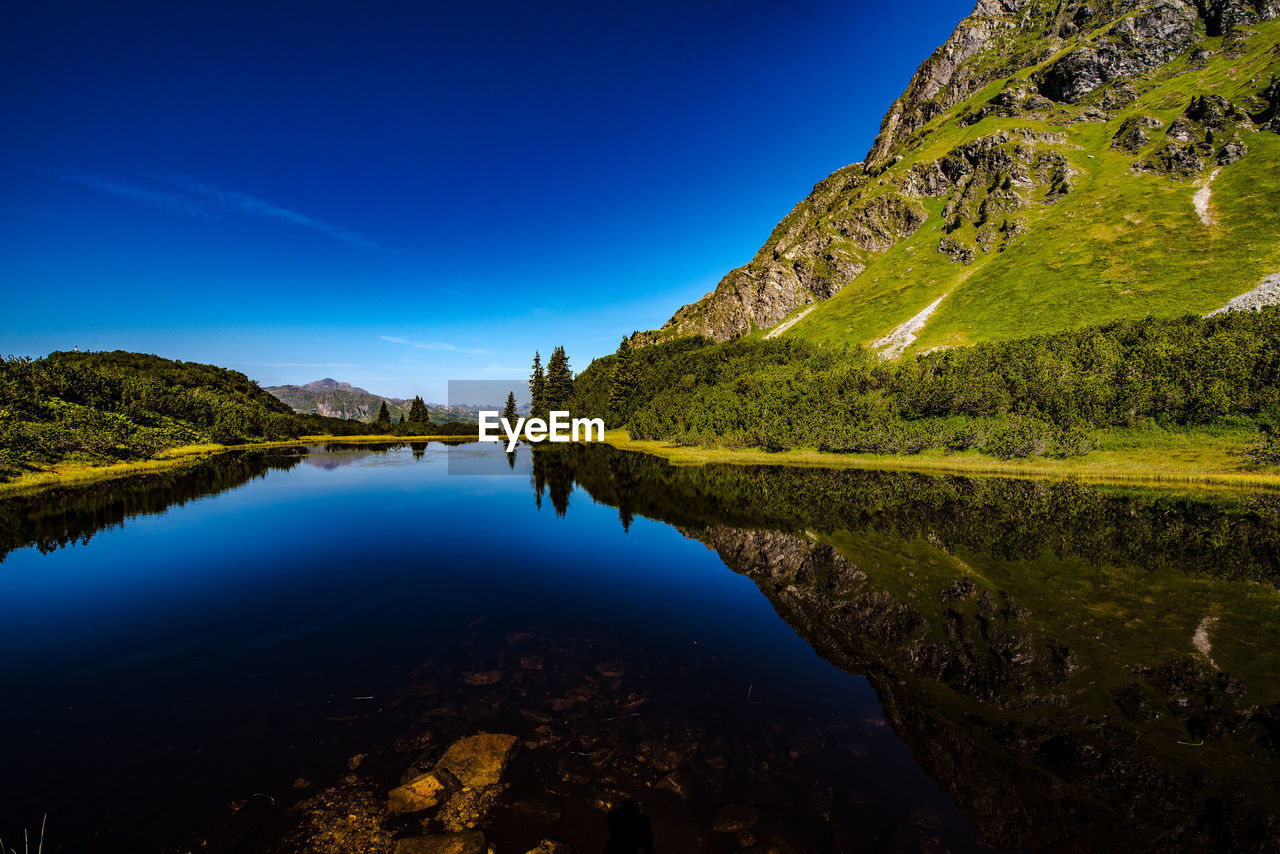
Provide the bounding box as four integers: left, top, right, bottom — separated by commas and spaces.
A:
0, 350, 379, 479
572, 309, 1280, 459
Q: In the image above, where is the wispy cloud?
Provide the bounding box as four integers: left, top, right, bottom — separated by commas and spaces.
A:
380, 335, 487, 355
61, 172, 216, 219
58, 170, 377, 249
153, 174, 378, 249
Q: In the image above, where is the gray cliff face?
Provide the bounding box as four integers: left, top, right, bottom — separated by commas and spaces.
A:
647, 167, 927, 344
639, 0, 1279, 344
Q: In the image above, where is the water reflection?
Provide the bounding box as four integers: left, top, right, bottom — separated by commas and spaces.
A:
0, 448, 304, 562
533, 444, 1280, 852
3, 442, 1279, 852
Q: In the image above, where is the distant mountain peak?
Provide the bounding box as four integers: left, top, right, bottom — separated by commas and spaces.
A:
263, 378, 486, 424
301, 378, 366, 394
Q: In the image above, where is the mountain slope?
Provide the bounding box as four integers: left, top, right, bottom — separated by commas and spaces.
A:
641, 0, 1280, 356
265, 378, 411, 421
265, 378, 480, 423
0, 350, 303, 478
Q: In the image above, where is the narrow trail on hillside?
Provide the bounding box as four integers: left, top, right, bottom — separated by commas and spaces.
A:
764, 305, 815, 339
872, 294, 948, 359
1193, 167, 1222, 227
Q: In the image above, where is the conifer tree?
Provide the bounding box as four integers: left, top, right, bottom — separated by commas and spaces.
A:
376, 400, 391, 429
606, 336, 636, 426
530, 352, 547, 420
544, 345, 573, 411
502, 390, 518, 424
408, 395, 431, 425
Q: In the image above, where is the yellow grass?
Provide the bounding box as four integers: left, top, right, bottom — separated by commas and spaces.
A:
0, 434, 478, 498
598, 430, 1280, 492
3, 429, 1276, 499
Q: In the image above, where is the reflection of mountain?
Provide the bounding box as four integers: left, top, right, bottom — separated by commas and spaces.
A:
0, 450, 303, 562
533, 445, 1280, 852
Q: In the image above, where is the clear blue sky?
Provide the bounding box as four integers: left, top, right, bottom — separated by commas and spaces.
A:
1, 0, 971, 400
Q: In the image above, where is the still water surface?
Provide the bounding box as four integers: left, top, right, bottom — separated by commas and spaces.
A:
2, 442, 1279, 852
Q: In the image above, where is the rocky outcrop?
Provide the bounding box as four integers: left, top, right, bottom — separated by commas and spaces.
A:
393, 832, 487, 854
1035, 1, 1201, 103
1197, 0, 1280, 35
1110, 114, 1165, 151
644, 129, 1074, 342
1207, 272, 1280, 314
639, 0, 1279, 346
1255, 77, 1280, 131
637, 179, 927, 343
1139, 94, 1256, 174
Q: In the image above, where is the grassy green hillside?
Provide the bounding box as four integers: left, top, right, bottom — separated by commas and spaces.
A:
0, 351, 380, 480
786, 21, 1280, 352
643, 2, 1280, 355
572, 309, 1280, 467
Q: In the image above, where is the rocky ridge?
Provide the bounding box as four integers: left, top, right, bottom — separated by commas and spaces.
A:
265, 378, 481, 423
639, 0, 1280, 347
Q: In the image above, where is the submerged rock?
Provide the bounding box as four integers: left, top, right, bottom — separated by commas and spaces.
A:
524, 840, 574, 854
388, 771, 446, 814
393, 831, 487, 854
430, 732, 520, 831
436, 733, 518, 789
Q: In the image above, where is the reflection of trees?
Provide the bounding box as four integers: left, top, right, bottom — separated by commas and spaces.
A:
0, 450, 304, 562
534, 444, 1280, 583
532, 443, 1280, 852
530, 449, 574, 517
697, 524, 1280, 853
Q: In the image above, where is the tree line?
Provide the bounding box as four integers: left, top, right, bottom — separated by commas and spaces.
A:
568, 310, 1280, 460
0, 351, 477, 480
528, 345, 574, 419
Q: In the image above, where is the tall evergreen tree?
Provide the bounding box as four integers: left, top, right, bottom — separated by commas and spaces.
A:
408, 395, 431, 425
606, 336, 636, 426
530, 352, 547, 420
502, 390, 518, 424
376, 400, 391, 429
544, 345, 573, 411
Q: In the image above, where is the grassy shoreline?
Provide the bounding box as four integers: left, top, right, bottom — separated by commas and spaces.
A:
0, 434, 477, 498
598, 429, 1280, 491
3, 427, 1277, 499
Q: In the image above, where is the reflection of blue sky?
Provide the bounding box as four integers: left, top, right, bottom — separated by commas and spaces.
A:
0, 443, 979, 846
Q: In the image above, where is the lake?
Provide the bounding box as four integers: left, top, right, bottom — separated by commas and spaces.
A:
2, 442, 1279, 853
